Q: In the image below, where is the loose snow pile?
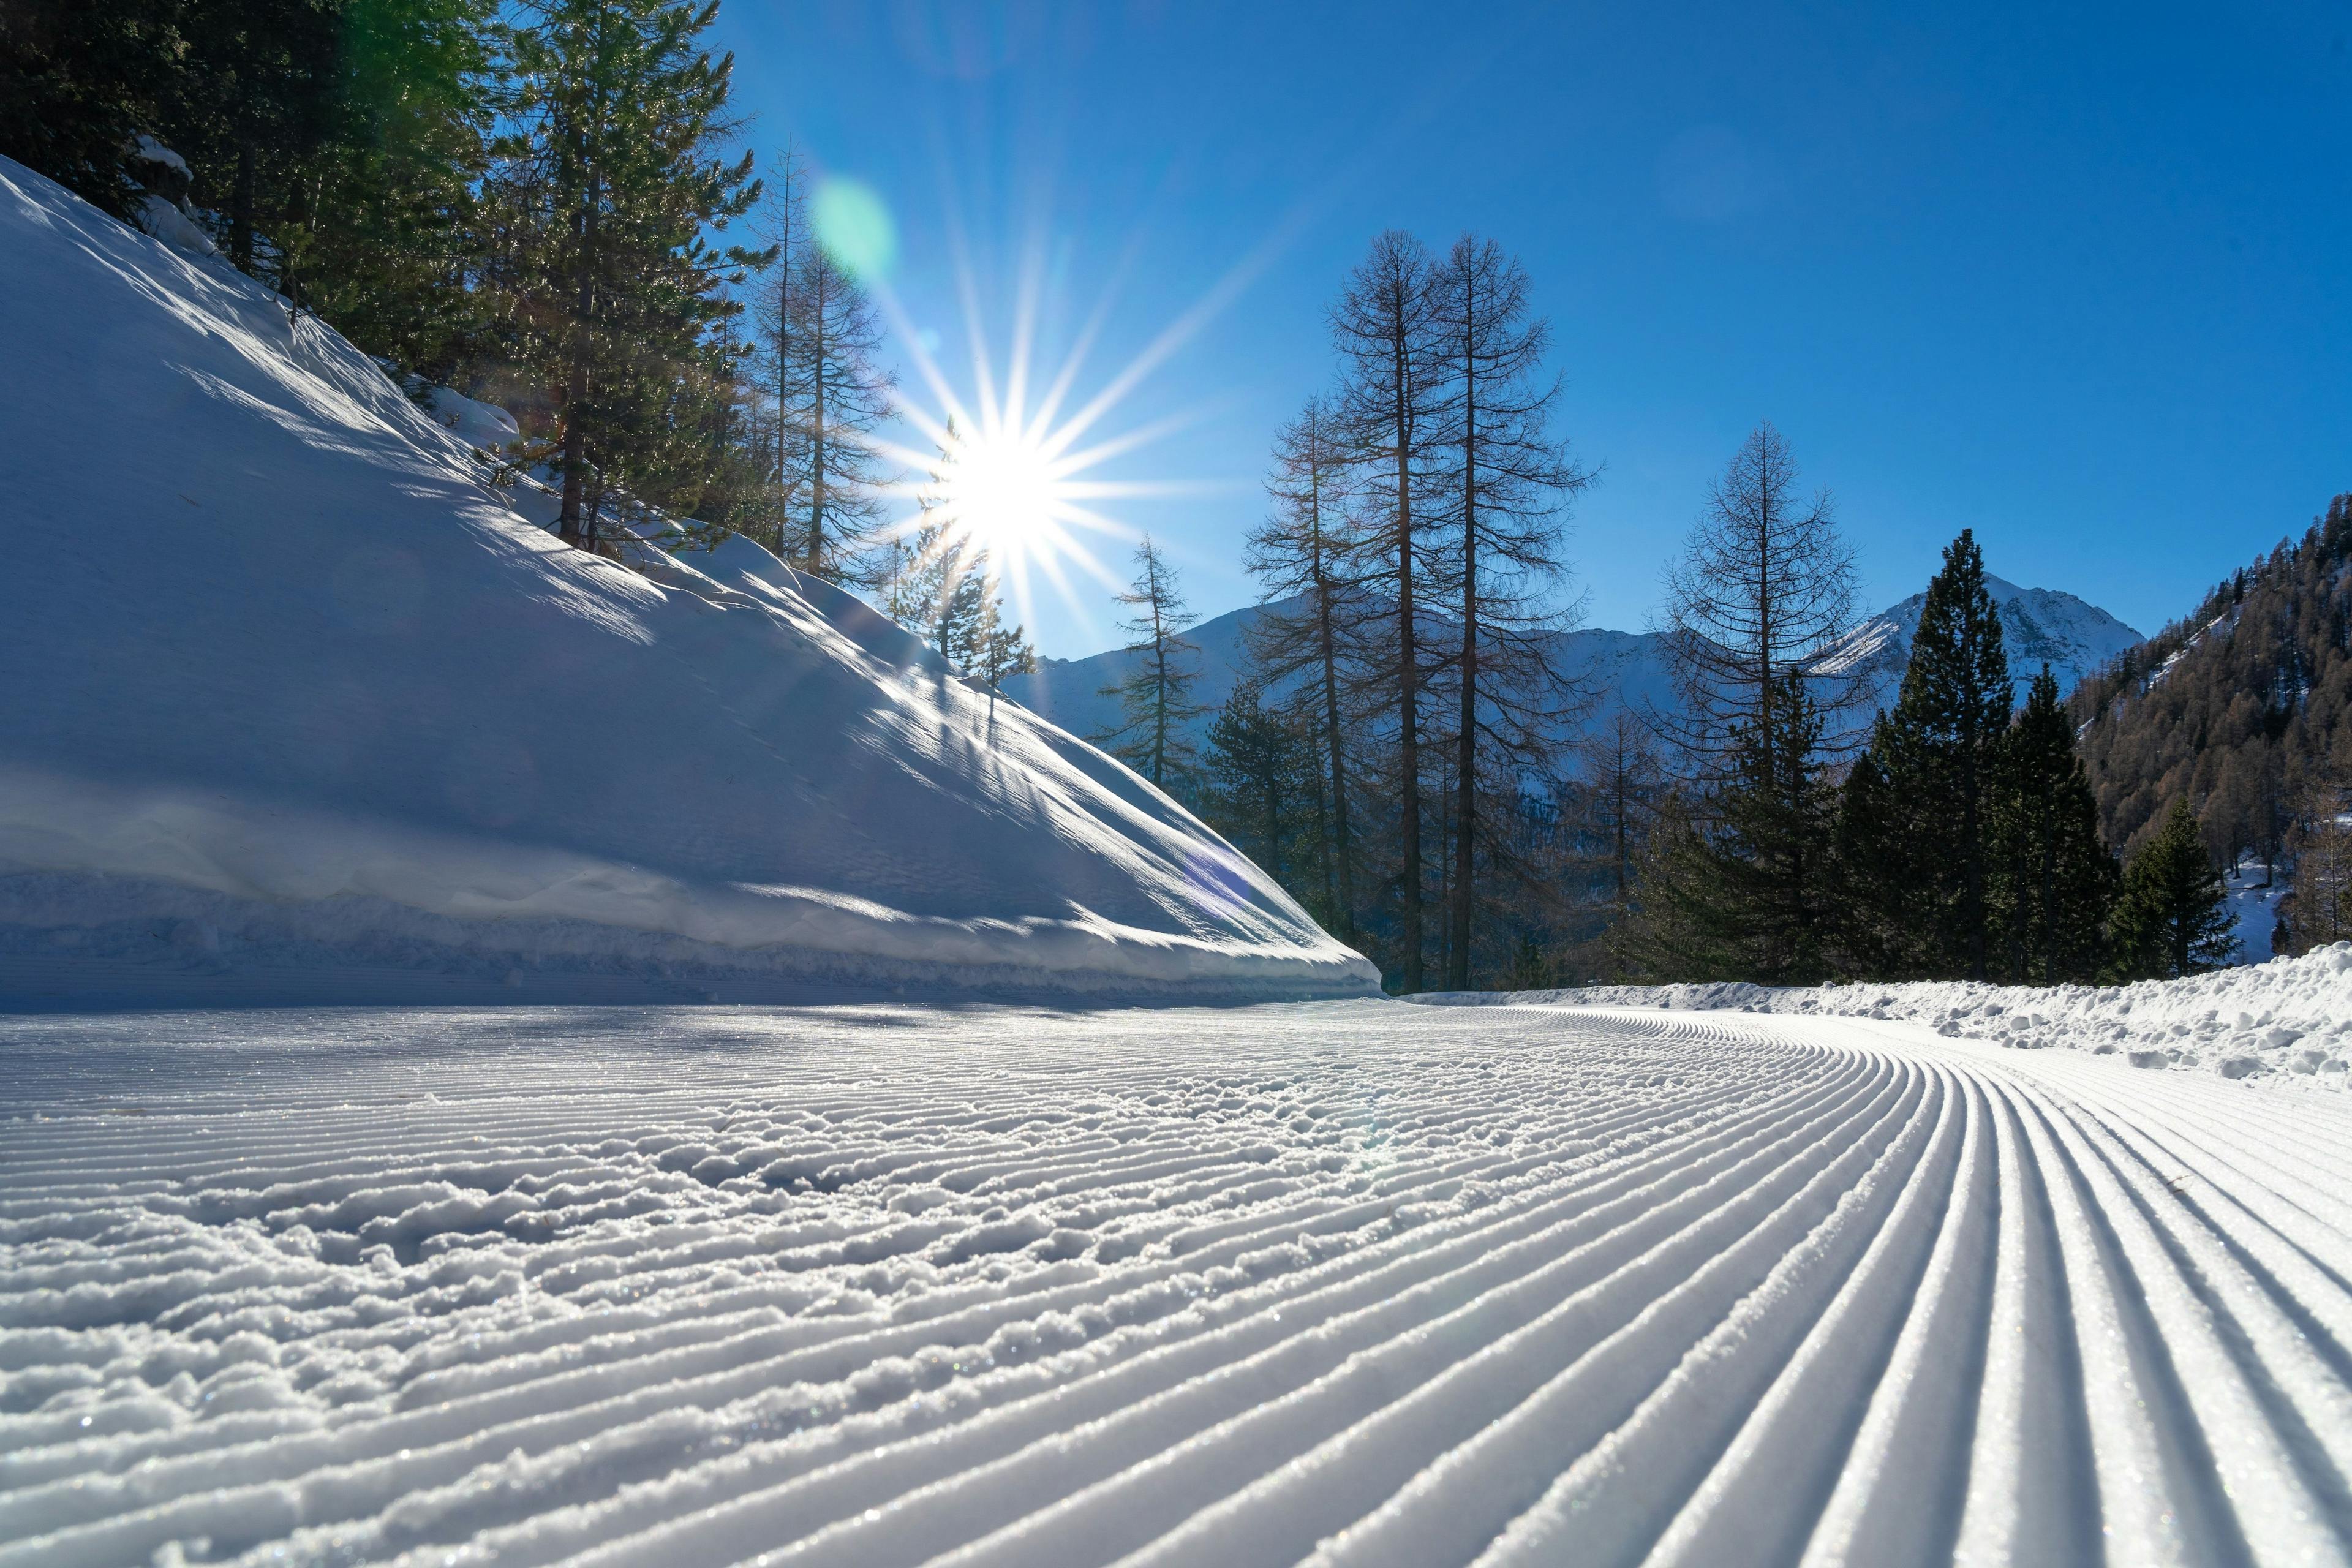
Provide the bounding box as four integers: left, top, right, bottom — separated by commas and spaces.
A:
4, 999, 2349, 1566
0, 157, 1375, 1001
1428, 943, 2352, 1085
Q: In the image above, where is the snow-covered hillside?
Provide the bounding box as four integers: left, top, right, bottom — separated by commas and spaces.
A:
0, 158, 1375, 1002
6, 994, 2350, 1566
1817, 573, 2143, 700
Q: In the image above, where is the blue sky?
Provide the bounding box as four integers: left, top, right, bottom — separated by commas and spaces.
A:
710, 1, 2352, 659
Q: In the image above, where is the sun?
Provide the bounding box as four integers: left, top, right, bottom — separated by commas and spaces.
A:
861, 219, 1264, 642
929, 425, 1068, 560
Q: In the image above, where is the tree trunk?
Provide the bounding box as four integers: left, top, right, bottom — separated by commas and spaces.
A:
1308, 458, 1356, 943
1393, 332, 1423, 992
557, 165, 598, 548
1449, 281, 1480, 992
807, 276, 828, 575
230, 141, 255, 275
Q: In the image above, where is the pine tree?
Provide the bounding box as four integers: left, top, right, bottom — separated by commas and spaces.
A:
1986, 666, 2118, 982
972, 592, 1036, 737
1245, 393, 1365, 942
1831, 736, 1908, 978
1621, 671, 1837, 982
1423, 233, 1591, 989
874, 424, 960, 633
1, 0, 187, 217
1330, 230, 1440, 989
502, 0, 767, 549
1845, 529, 2012, 978
1202, 682, 1312, 884
1574, 710, 1665, 938
2108, 797, 2238, 979
159, 0, 344, 277
1096, 536, 1204, 792
288, 0, 498, 380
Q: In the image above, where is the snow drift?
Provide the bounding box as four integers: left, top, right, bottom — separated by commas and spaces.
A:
1420, 941, 2352, 1085
0, 157, 1378, 1001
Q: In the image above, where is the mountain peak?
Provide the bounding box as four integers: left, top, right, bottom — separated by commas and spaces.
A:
1824, 578, 2143, 699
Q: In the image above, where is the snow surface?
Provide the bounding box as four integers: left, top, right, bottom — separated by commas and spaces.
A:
2227, 869, 2286, 965
1433, 943, 2352, 1087
4, 995, 2351, 1565
0, 157, 1374, 1002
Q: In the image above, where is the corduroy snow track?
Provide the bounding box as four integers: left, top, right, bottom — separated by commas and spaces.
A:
3, 998, 2349, 1567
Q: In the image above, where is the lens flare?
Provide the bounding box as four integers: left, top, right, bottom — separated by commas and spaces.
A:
812, 178, 897, 281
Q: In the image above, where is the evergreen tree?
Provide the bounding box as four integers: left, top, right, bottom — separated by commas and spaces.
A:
1986, 666, 2119, 982
875, 424, 960, 633
283, 0, 497, 378
1830, 737, 1907, 978
1573, 711, 1665, 941
1842, 528, 2011, 978
1621, 671, 1838, 982
2108, 797, 2238, 979
1202, 682, 1313, 885
1096, 536, 1204, 792
1, 0, 188, 217
159, 0, 344, 277
501, 0, 766, 548
972, 591, 1036, 737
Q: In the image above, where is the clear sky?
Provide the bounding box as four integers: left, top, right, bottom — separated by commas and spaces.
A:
710, 1, 2351, 660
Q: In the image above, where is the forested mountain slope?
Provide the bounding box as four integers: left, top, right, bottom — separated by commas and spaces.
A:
2070, 494, 2352, 867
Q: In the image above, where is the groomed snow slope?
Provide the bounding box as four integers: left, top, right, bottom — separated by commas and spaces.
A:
1438, 943, 2352, 1087
5, 998, 2351, 1566
0, 159, 1374, 1001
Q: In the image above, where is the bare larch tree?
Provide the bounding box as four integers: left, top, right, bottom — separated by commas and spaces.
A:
1423, 233, 1593, 989
1330, 230, 1441, 990
1656, 420, 1861, 782
1246, 393, 1369, 944
782, 242, 894, 581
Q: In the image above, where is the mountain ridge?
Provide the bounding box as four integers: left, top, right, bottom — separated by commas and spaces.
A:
1006, 575, 2144, 764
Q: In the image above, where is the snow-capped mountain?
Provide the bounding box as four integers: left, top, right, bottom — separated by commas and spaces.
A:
1009, 575, 2141, 767
1816, 575, 2143, 702
0, 156, 1375, 1002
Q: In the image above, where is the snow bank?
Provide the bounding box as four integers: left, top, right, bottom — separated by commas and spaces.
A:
1419, 943, 2352, 1085
0, 157, 1377, 1002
